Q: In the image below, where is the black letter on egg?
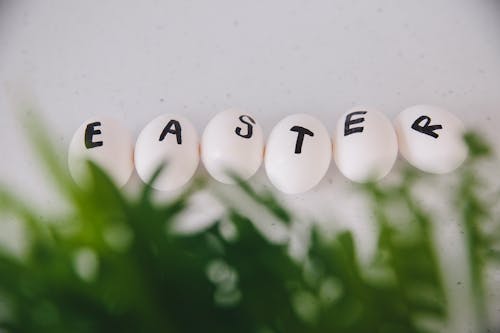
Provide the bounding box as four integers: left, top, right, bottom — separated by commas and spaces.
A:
290, 126, 314, 154
235, 115, 255, 139
411, 115, 443, 139
84, 122, 104, 149
159, 119, 182, 144
344, 111, 367, 136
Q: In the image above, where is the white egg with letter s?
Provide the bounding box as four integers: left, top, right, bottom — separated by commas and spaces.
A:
265, 114, 331, 194
68, 116, 134, 187
201, 110, 264, 184
333, 108, 398, 183
134, 114, 199, 191
394, 105, 467, 174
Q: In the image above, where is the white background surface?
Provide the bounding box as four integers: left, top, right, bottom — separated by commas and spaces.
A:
1, 1, 500, 331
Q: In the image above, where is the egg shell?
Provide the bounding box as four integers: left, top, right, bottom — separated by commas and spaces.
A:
333, 108, 398, 182
201, 110, 264, 184
265, 114, 331, 194
68, 116, 134, 187
394, 105, 467, 174
134, 114, 199, 191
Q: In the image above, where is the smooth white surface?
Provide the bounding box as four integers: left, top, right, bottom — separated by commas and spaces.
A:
68, 116, 134, 187
265, 114, 331, 194
201, 109, 264, 184
333, 108, 397, 182
0, 1, 500, 331
394, 105, 467, 174
135, 114, 199, 191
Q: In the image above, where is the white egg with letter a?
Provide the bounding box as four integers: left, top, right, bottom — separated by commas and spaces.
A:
201, 110, 264, 184
265, 114, 331, 194
68, 116, 134, 187
134, 114, 199, 191
333, 108, 398, 182
394, 105, 467, 174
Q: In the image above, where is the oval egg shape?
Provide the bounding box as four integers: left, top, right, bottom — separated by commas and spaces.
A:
68, 116, 134, 187
333, 108, 398, 182
201, 109, 264, 184
134, 114, 199, 191
394, 105, 467, 174
265, 114, 331, 194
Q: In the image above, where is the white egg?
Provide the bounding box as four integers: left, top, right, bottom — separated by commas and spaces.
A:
68, 116, 134, 187
333, 108, 398, 182
201, 110, 264, 184
265, 114, 331, 194
394, 105, 467, 174
134, 114, 199, 191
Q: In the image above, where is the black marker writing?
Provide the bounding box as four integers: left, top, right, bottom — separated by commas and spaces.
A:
344, 111, 367, 136
159, 119, 182, 144
411, 115, 442, 139
290, 126, 314, 154
235, 115, 255, 139
84, 122, 103, 149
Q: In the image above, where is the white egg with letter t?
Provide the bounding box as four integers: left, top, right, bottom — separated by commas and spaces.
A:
201, 110, 264, 184
68, 116, 135, 187
265, 114, 332, 194
333, 108, 398, 182
134, 114, 200, 191
394, 105, 467, 174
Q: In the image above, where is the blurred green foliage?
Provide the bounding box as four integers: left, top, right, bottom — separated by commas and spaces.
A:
0, 121, 498, 332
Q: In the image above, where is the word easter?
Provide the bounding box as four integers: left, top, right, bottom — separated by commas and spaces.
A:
68, 105, 467, 194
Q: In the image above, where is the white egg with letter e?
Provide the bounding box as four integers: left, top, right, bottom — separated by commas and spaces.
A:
201, 110, 264, 184
265, 114, 331, 194
134, 114, 199, 191
333, 108, 398, 182
68, 116, 134, 187
394, 105, 467, 174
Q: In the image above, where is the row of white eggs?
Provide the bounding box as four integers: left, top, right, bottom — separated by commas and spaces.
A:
68, 105, 467, 194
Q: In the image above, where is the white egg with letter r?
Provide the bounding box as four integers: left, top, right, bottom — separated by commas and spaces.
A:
394, 105, 467, 174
